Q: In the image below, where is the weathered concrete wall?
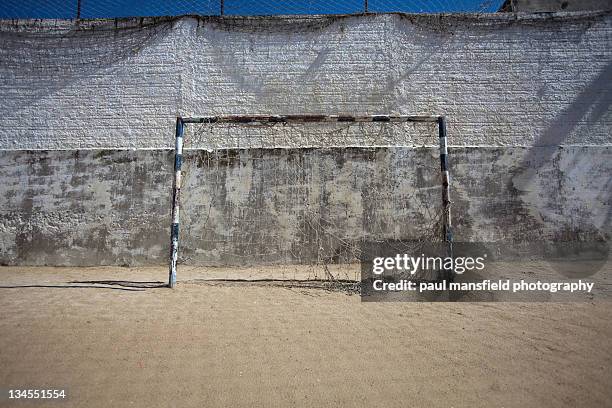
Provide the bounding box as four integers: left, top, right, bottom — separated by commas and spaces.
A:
512, 0, 612, 12
0, 13, 610, 265
0, 147, 609, 266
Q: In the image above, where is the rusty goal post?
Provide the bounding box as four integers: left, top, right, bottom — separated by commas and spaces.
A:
168, 114, 452, 288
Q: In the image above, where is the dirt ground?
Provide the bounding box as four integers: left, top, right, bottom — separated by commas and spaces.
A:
1, 266, 611, 408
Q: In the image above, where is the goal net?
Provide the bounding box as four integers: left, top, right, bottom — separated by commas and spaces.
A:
169, 115, 451, 287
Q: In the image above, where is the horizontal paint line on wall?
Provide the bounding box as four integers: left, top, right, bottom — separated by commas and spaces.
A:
1, 145, 611, 152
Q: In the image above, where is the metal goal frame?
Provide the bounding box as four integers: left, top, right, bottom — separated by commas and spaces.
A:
168, 114, 452, 288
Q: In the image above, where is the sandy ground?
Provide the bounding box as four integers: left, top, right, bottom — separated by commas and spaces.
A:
0, 266, 611, 408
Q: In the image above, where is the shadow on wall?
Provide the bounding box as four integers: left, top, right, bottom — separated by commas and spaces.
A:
514, 61, 612, 210
512, 61, 612, 275
0, 20, 173, 117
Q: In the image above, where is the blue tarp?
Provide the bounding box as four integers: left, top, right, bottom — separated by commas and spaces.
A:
0, 0, 505, 19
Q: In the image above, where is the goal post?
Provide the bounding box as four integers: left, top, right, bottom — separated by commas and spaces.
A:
168, 114, 452, 288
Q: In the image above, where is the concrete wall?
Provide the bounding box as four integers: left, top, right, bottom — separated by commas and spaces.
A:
0, 13, 610, 265
512, 0, 612, 12
1, 146, 609, 266
1, 12, 611, 149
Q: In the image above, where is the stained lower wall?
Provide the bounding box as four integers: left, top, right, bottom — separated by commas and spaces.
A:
0, 147, 608, 266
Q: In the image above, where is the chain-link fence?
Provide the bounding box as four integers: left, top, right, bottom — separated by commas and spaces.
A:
1, 0, 505, 19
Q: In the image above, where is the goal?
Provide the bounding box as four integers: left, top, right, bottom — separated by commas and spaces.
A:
167, 114, 452, 288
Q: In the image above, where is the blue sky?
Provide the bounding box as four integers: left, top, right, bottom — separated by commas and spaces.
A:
0, 0, 505, 19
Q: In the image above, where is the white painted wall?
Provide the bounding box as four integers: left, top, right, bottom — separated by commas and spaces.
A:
0, 12, 610, 150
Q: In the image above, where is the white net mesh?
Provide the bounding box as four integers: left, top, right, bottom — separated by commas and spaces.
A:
184, 120, 439, 150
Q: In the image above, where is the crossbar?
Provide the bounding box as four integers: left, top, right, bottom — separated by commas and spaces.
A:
181, 114, 441, 124
168, 114, 453, 288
